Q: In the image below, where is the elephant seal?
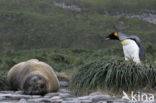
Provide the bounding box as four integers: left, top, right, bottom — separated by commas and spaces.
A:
7, 59, 59, 95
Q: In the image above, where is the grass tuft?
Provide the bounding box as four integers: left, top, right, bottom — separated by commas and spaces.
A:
0, 72, 9, 90
70, 58, 156, 95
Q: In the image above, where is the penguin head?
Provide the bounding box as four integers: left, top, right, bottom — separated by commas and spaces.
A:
105, 32, 142, 42
105, 32, 119, 40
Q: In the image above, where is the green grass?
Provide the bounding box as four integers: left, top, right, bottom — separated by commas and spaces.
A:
0, 47, 155, 91
70, 58, 156, 95
0, 0, 155, 50
0, 72, 9, 90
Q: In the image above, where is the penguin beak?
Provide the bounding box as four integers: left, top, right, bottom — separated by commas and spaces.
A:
105, 37, 110, 40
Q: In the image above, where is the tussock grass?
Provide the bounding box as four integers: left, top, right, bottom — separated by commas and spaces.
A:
70, 58, 156, 95
56, 72, 71, 81
0, 72, 9, 90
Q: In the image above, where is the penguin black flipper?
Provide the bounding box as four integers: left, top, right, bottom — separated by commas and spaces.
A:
129, 35, 145, 61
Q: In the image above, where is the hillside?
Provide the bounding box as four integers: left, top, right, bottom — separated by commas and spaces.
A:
0, 0, 155, 51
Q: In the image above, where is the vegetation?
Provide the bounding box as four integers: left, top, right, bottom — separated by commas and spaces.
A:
0, 0, 156, 50
70, 59, 156, 95
0, 46, 155, 91
0, 72, 9, 90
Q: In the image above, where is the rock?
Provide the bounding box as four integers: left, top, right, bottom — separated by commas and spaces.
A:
0, 91, 15, 94
31, 95, 41, 98
51, 96, 62, 100
20, 95, 33, 99
62, 98, 81, 103
58, 89, 72, 94
60, 93, 73, 98
114, 99, 128, 103
127, 100, 139, 103
60, 81, 69, 87
0, 96, 6, 101
62, 101, 76, 103
15, 91, 24, 94
37, 98, 52, 103
4, 94, 22, 100
0, 94, 11, 97
51, 99, 63, 103
114, 21, 129, 30
18, 99, 27, 103
53, 1, 81, 12
141, 101, 155, 103
91, 94, 111, 102
78, 96, 91, 100
44, 93, 59, 98
28, 98, 52, 103
89, 92, 111, 100
106, 101, 114, 103
89, 92, 110, 96
72, 98, 81, 103
97, 101, 107, 103
1, 100, 18, 103
27, 98, 37, 103
63, 97, 77, 101
0, 94, 32, 100
81, 99, 93, 103
112, 101, 123, 103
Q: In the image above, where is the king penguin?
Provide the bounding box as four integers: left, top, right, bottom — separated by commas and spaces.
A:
105, 32, 145, 63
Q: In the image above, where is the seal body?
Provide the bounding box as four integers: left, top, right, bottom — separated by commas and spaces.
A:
7, 59, 59, 95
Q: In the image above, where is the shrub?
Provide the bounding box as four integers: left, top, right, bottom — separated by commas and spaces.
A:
70, 58, 156, 95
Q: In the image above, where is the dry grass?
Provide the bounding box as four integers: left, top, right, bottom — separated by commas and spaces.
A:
56, 71, 71, 81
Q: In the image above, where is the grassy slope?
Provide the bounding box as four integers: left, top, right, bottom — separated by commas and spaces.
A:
85, 0, 156, 14
58, 0, 156, 14
0, 0, 155, 50
0, 48, 120, 72
0, 47, 155, 73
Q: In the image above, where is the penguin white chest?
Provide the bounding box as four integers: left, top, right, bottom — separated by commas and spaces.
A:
121, 39, 140, 63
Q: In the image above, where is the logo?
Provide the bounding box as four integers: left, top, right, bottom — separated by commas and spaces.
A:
122, 91, 154, 102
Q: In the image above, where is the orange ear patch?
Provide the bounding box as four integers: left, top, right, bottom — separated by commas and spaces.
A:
114, 32, 118, 37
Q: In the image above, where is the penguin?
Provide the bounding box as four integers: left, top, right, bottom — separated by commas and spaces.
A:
105, 32, 145, 63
